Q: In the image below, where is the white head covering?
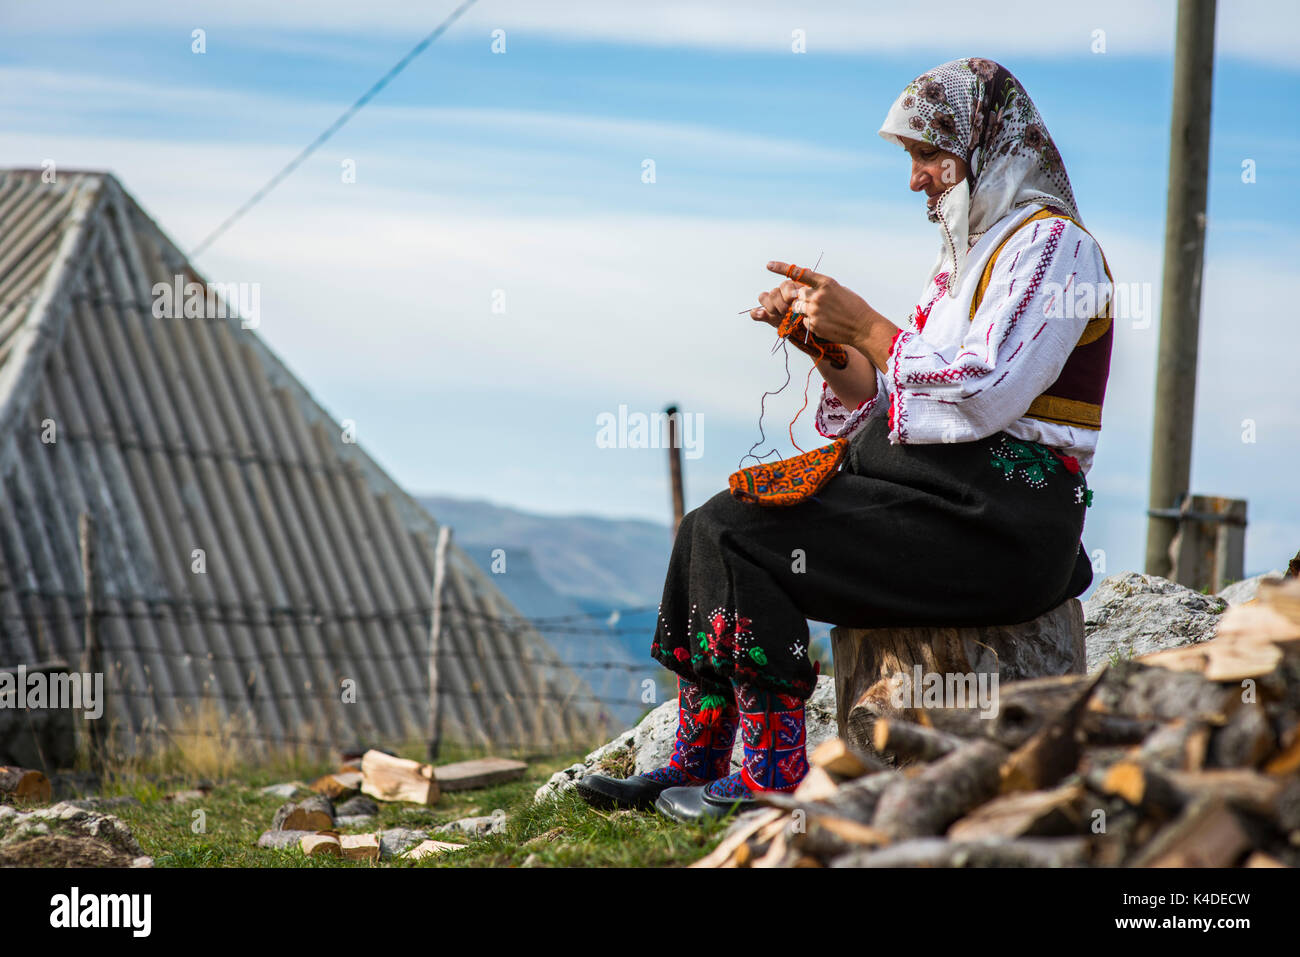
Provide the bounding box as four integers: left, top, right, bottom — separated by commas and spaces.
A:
878, 57, 1080, 297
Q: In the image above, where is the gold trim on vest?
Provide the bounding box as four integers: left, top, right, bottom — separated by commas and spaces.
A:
1024, 394, 1102, 430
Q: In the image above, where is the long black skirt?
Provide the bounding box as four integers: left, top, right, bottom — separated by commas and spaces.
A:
649, 414, 1094, 701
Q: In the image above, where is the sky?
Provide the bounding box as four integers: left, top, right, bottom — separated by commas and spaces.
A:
1, 0, 1297, 585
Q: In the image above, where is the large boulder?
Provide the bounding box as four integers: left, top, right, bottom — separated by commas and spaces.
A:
535, 675, 839, 803
0, 801, 152, 867
1217, 570, 1286, 606
1083, 572, 1228, 673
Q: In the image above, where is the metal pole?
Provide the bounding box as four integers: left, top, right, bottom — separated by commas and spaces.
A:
666, 405, 685, 538
426, 525, 452, 762
1145, 0, 1218, 579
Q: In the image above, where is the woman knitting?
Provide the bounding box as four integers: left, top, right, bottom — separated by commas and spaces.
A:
578, 57, 1113, 821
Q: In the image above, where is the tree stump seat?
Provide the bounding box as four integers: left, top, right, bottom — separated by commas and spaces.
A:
828, 599, 1086, 755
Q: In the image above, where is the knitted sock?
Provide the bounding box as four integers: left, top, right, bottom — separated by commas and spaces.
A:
703, 680, 808, 800
639, 677, 738, 786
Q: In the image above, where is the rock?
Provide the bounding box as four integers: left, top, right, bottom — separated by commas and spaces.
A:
334, 795, 379, 818
260, 782, 305, 800
1218, 571, 1286, 606
534, 675, 841, 802
131, 855, 154, 868
1083, 572, 1228, 673
533, 763, 595, 804
434, 815, 505, 838
378, 828, 428, 859
335, 815, 376, 829
257, 829, 315, 850
520, 852, 540, 868
0, 801, 145, 858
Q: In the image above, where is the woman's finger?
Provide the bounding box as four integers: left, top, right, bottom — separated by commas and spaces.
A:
766, 261, 831, 287
757, 288, 787, 320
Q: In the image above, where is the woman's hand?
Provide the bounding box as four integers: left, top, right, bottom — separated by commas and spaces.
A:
763, 260, 903, 375
763, 261, 873, 348
748, 279, 804, 329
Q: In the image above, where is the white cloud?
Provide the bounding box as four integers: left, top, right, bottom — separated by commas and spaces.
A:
2, 0, 1296, 67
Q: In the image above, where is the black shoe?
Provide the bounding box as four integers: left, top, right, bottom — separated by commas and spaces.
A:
655, 782, 758, 823
575, 772, 678, 810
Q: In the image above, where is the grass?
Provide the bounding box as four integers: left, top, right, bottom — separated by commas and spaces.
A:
0, 745, 736, 868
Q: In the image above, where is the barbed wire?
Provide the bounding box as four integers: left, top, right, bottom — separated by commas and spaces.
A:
0, 587, 660, 636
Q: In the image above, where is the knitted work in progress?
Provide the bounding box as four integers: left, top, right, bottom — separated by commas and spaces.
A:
638, 677, 739, 787
774, 262, 848, 370
728, 437, 849, 506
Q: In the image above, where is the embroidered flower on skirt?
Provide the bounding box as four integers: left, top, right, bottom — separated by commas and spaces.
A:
987, 434, 1092, 505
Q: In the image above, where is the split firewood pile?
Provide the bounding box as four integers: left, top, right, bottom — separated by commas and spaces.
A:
695, 577, 1300, 868
257, 750, 526, 860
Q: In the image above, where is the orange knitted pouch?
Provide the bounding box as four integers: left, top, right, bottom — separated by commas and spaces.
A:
728, 438, 850, 506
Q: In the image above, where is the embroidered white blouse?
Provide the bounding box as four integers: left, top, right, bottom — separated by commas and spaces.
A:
814, 204, 1111, 475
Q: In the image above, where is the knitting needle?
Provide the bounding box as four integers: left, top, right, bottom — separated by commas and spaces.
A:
737, 251, 824, 316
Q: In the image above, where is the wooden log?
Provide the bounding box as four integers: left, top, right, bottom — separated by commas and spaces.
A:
871, 739, 1007, 840
998, 673, 1101, 793
1264, 727, 1300, 776
361, 749, 440, 805
403, 839, 466, 860
915, 674, 1103, 749
1080, 712, 1163, 746
339, 833, 380, 862
758, 770, 899, 830
1089, 804, 1147, 869
791, 766, 838, 801
689, 809, 784, 869
1209, 704, 1275, 768
433, 757, 527, 792
1135, 719, 1211, 772
948, 782, 1087, 841
1089, 662, 1232, 724
1101, 762, 1284, 817
1128, 796, 1251, 868
0, 766, 52, 804
1139, 633, 1284, 683
809, 738, 884, 778
1244, 851, 1290, 867
750, 829, 794, 868
821, 770, 901, 823
830, 599, 1086, 752
871, 718, 963, 763
300, 833, 341, 858
831, 836, 1090, 868
270, 794, 335, 831
310, 771, 363, 801
789, 816, 888, 861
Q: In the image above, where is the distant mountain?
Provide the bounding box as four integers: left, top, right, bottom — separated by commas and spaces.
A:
420, 495, 835, 690
419, 496, 673, 608
455, 544, 656, 728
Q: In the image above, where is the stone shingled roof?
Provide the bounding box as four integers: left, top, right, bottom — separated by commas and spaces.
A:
0, 168, 611, 761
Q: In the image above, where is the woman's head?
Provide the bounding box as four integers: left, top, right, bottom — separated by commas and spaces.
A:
897, 136, 968, 216
878, 57, 1080, 293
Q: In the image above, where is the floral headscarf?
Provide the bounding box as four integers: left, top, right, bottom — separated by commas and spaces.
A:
878, 57, 1080, 298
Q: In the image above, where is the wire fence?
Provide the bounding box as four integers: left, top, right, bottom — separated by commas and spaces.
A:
0, 590, 676, 761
